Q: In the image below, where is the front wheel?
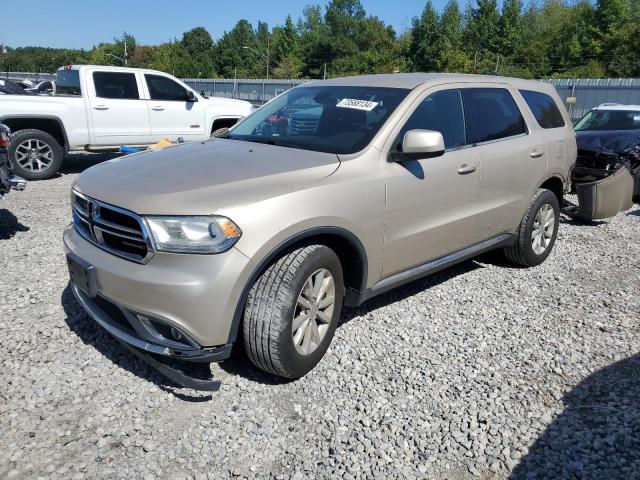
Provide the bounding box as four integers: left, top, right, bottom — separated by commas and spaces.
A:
243, 245, 344, 379
504, 188, 560, 267
8, 129, 64, 180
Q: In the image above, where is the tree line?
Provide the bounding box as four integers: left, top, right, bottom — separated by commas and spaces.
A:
2, 0, 639, 79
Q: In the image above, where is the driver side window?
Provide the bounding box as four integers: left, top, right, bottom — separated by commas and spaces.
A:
395, 89, 467, 151
145, 74, 189, 101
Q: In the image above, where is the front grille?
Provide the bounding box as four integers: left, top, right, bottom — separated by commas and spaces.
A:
72, 191, 153, 263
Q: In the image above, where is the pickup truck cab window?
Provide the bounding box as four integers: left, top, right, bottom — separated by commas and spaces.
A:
462, 88, 526, 143
393, 89, 467, 151
56, 69, 81, 96
93, 72, 139, 100
145, 74, 189, 101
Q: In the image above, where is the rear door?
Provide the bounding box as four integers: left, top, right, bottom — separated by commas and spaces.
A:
86, 69, 150, 145
464, 87, 548, 238
519, 89, 573, 179
143, 74, 205, 142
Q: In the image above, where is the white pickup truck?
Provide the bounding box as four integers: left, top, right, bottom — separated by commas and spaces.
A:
0, 65, 254, 179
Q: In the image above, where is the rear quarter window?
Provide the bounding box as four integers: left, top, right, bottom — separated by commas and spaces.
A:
462, 88, 526, 144
55, 69, 81, 96
520, 90, 565, 129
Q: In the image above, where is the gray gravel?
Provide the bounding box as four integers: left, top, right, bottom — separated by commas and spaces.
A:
1, 152, 639, 480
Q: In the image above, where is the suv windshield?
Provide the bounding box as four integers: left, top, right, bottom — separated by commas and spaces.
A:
229, 85, 409, 154
575, 110, 640, 131
55, 69, 81, 96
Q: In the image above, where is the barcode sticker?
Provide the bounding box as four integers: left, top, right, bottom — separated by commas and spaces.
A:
336, 98, 379, 111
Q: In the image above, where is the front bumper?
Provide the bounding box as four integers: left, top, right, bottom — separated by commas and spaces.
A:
63, 224, 254, 354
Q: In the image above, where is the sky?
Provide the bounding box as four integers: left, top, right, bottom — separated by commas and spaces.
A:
1, 0, 447, 49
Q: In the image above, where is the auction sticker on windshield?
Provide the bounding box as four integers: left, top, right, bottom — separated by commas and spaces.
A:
336, 98, 379, 111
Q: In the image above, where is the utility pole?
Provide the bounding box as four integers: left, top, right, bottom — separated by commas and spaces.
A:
124, 40, 128, 67
473, 51, 478, 73
323, 63, 327, 80
495, 54, 500, 75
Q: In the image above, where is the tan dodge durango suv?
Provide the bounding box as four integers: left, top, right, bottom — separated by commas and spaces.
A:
64, 73, 576, 387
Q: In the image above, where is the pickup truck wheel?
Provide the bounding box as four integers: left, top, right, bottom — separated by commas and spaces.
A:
9, 129, 64, 180
243, 245, 344, 379
504, 188, 560, 267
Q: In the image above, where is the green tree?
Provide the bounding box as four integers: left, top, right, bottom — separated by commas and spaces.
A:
464, 0, 501, 56
499, 0, 522, 57
409, 1, 440, 71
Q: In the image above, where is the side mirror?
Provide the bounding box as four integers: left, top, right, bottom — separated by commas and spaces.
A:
186, 90, 197, 102
390, 129, 445, 161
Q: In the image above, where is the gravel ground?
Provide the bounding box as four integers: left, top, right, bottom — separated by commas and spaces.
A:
1, 152, 639, 480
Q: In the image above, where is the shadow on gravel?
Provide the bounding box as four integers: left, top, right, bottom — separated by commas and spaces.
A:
59, 152, 124, 175
219, 260, 484, 384
341, 259, 483, 324
626, 208, 640, 217
559, 215, 607, 227
60, 284, 215, 402
0, 208, 29, 239
511, 354, 640, 479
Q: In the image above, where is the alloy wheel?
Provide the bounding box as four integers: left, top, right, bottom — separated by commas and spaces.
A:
292, 268, 336, 356
531, 203, 555, 255
14, 139, 54, 173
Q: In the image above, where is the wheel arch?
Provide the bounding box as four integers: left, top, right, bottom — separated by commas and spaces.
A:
1, 115, 69, 151
209, 116, 242, 135
539, 175, 565, 205
227, 226, 368, 344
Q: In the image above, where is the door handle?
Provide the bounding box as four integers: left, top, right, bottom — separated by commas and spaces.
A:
151, 106, 165, 111
530, 149, 545, 158
457, 164, 477, 175
93, 105, 109, 110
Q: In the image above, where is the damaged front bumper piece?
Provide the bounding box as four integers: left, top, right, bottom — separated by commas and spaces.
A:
563, 137, 640, 221
71, 280, 228, 392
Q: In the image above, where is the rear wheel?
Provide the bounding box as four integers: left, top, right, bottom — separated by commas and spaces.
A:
504, 188, 560, 267
8, 129, 64, 180
243, 245, 344, 379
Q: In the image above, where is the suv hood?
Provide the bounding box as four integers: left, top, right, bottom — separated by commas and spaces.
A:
74, 139, 340, 215
576, 129, 640, 154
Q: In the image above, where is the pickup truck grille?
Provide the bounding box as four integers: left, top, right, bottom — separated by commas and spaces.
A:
72, 191, 153, 264
290, 117, 319, 134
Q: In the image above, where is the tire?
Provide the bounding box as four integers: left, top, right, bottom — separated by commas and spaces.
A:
504, 188, 560, 267
243, 245, 345, 379
8, 129, 64, 180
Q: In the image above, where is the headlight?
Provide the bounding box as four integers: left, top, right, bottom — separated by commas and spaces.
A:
145, 216, 241, 254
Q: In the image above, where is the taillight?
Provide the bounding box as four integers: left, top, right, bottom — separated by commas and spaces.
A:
0, 126, 11, 148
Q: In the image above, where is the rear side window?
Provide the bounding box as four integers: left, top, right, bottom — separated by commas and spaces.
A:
395, 89, 466, 150
93, 72, 139, 99
463, 88, 526, 143
55, 69, 81, 96
145, 74, 188, 101
520, 90, 565, 129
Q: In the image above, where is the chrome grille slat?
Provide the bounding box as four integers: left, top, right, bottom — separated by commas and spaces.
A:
71, 191, 154, 264
93, 216, 144, 237
94, 225, 146, 243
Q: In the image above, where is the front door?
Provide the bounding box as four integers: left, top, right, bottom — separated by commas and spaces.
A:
143, 74, 205, 142
382, 88, 482, 278
87, 69, 150, 145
